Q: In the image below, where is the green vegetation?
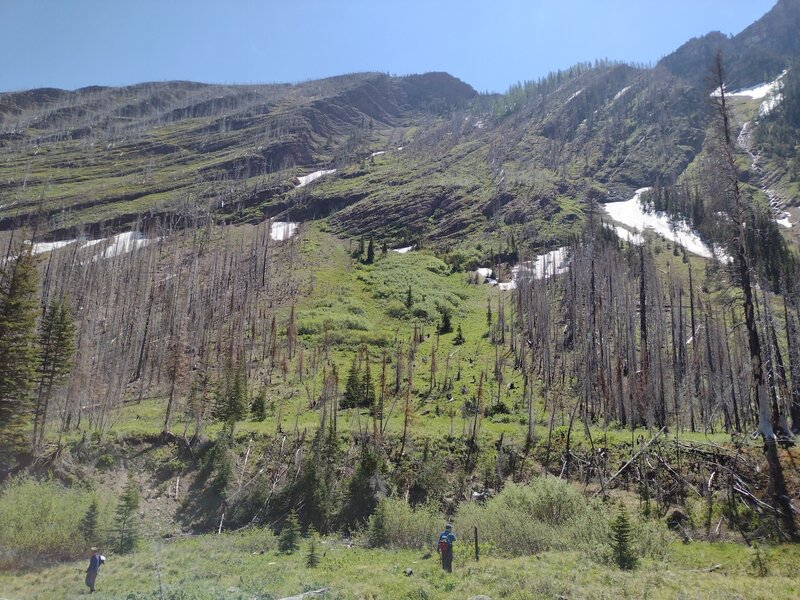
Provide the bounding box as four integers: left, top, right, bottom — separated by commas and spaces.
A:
611, 507, 639, 570
278, 512, 301, 554
0, 477, 114, 569
0, 528, 798, 600
2, 7, 800, 596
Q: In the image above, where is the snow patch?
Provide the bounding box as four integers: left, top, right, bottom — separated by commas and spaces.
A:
296, 169, 336, 187
777, 215, 793, 229
392, 245, 414, 254
475, 267, 492, 279
370, 151, 386, 157
31, 239, 78, 255
604, 223, 645, 246
760, 93, 783, 117
93, 231, 152, 261
711, 71, 787, 110
613, 86, 632, 101
567, 89, 583, 102
271, 222, 298, 241
483, 247, 570, 292
603, 188, 723, 259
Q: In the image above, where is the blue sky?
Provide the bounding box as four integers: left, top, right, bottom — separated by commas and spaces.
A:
0, 0, 778, 93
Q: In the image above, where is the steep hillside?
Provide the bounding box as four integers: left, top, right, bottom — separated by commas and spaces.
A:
0, 73, 476, 238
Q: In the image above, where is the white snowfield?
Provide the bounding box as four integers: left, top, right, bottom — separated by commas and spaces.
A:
711, 71, 787, 117
777, 215, 793, 229
613, 86, 632, 102
392, 245, 414, 254
475, 267, 492, 279
567, 89, 583, 102
481, 247, 570, 291
296, 169, 336, 188
603, 188, 725, 260
605, 223, 645, 246
31, 239, 79, 255
270, 221, 298, 241
371, 151, 386, 157
93, 231, 152, 261
29, 232, 154, 259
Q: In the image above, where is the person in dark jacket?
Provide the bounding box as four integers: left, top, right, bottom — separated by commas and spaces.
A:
437, 524, 456, 572
85, 548, 102, 593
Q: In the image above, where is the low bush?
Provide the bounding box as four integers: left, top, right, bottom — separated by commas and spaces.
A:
364, 499, 441, 550
455, 478, 673, 561
0, 477, 113, 569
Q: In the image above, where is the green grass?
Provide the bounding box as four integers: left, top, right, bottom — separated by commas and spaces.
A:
1, 531, 797, 600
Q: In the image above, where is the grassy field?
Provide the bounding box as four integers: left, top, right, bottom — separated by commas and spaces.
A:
1, 531, 798, 600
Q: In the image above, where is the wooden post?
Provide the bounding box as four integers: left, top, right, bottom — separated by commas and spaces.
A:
474, 526, 479, 561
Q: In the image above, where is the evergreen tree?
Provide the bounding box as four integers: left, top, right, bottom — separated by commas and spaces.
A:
32, 296, 75, 450
340, 448, 383, 529
342, 354, 361, 409
381, 241, 388, 257
438, 305, 453, 334
361, 358, 376, 409
114, 474, 140, 554
251, 389, 267, 421
278, 511, 301, 554
367, 501, 388, 548
0, 248, 39, 451
305, 526, 320, 568
353, 238, 365, 261
213, 361, 247, 424
405, 285, 413, 310
366, 237, 375, 264
79, 499, 100, 547
610, 507, 638, 570
453, 323, 466, 345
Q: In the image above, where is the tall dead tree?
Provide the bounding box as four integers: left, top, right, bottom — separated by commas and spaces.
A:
712, 52, 797, 539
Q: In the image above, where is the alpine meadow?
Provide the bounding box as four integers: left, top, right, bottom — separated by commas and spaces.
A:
3, 1, 800, 599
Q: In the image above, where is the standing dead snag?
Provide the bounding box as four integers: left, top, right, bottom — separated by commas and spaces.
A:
711, 51, 797, 540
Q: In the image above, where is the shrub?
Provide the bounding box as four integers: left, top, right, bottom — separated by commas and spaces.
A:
0, 477, 112, 568
363, 499, 441, 550
455, 479, 608, 556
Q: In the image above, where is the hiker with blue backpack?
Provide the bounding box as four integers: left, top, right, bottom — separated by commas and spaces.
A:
437, 524, 456, 572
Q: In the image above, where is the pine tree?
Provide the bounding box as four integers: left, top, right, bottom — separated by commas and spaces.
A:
340, 448, 383, 529
79, 499, 100, 547
438, 305, 453, 334
32, 296, 75, 450
342, 354, 361, 409
305, 526, 320, 568
114, 474, 140, 554
367, 500, 388, 548
366, 237, 375, 264
381, 241, 388, 257
213, 362, 247, 424
251, 389, 267, 421
0, 248, 40, 451
278, 511, 301, 554
453, 323, 465, 345
405, 285, 413, 310
610, 507, 638, 570
361, 358, 376, 409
